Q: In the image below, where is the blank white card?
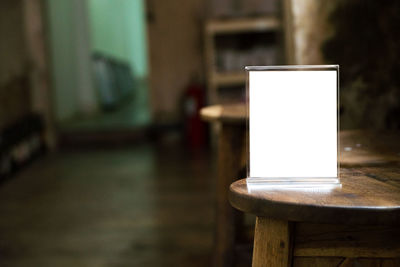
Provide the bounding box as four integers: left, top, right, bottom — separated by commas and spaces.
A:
249, 70, 337, 178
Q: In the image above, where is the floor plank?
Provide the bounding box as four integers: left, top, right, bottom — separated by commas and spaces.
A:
0, 145, 216, 267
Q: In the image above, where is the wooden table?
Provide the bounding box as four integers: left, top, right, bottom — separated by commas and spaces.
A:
230, 166, 400, 266
200, 103, 400, 266
201, 104, 246, 267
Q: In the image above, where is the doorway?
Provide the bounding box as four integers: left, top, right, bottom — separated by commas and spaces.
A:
46, 0, 150, 137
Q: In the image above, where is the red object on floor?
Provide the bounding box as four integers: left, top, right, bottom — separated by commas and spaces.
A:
183, 82, 206, 149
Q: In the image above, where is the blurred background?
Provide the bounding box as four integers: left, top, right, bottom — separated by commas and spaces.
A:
0, 0, 399, 266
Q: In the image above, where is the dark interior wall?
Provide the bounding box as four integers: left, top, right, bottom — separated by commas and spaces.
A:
323, 0, 400, 129
290, 0, 337, 65
147, 0, 205, 121
0, 0, 30, 129
289, 0, 400, 130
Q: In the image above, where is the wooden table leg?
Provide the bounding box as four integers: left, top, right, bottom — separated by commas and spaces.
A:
252, 217, 292, 267
215, 123, 245, 267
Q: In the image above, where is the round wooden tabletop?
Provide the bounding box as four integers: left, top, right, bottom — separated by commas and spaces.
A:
200, 103, 246, 124
229, 167, 400, 225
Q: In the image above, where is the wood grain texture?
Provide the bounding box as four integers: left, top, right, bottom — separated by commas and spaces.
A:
0, 146, 216, 266
214, 123, 246, 267
292, 257, 344, 267
294, 223, 400, 258
282, 0, 296, 64
229, 166, 400, 225
202, 104, 400, 266
340, 258, 381, 267
252, 217, 291, 267
381, 258, 400, 267
200, 104, 400, 167
200, 104, 246, 124
339, 130, 400, 167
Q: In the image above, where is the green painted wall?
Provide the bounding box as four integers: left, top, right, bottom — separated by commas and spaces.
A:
47, 0, 78, 121
88, 0, 148, 78
47, 0, 150, 125
47, 0, 97, 122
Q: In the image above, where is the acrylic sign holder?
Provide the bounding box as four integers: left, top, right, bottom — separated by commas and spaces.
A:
246, 65, 340, 188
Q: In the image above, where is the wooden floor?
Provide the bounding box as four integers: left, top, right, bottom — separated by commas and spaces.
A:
0, 144, 216, 266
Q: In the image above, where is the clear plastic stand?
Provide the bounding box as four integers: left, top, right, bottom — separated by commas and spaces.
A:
246, 65, 341, 188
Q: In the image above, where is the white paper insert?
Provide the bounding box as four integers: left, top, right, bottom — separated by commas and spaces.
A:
249, 70, 337, 178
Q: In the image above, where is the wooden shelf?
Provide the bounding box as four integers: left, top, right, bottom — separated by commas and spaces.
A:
206, 16, 280, 35
204, 15, 284, 104
212, 72, 247, 86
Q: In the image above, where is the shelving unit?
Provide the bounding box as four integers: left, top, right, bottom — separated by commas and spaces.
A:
204, 16, 282, 104
206, 16, 280, 34
212, 71, 247, 86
